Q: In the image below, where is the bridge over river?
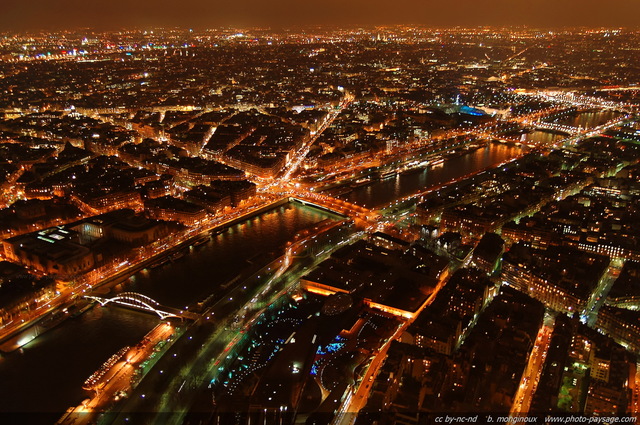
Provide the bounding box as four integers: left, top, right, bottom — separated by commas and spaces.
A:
85, 292, 200, 321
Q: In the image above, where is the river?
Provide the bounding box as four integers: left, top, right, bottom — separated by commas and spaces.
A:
338, 141, 528, 209
0, 203, 339, 422
337, 109, 621, 209
546, 109, 623, 128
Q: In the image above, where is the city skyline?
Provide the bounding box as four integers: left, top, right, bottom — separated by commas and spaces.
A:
2, 0, 640, 31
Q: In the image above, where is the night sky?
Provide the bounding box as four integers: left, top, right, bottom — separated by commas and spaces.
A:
1, 0, 640, 31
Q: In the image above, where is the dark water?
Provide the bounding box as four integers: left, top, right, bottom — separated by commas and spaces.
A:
341, 142, 527, 209
0, 203, 338, 420
548, 110, 623, 129
0, 307, 158, 420
121, 203, 341, 309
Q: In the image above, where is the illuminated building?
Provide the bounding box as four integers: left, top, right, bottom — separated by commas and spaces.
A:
501, 218, 558, 249
207, 180, 257, 207
501, 243, 608, 316
108, 216, 168, 246
605, 260, 640, 309
301, 240, 437, 319
3, 227, 95, 277
441, 205, 503, 239
156, 156, 245, 185
144, 196, 206, 226
0, 262, 55, 327
584, 382, 625, 415
469, 232, 504, 275
143, 178, 175, 199
184, 186, 231, 213
70, 189, 143, 215
369, 231, 410, 251
224, 147, 289, 179
596, 305, 640, 353
410, 314, 461, 355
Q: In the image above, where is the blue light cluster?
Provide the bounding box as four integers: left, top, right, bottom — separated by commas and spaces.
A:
315, 341, 345, 356
459, 105, 485, 116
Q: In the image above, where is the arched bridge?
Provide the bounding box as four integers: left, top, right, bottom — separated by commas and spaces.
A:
85, 292, 198, 320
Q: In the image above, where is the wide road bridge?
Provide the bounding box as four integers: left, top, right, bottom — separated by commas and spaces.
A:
530, 120, 579, 135
291, 194, 380, 224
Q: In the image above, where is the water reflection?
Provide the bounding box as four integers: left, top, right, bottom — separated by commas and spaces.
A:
548, 110, 622, 129
342, 142, 527, 208
119, 204, 340, 308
